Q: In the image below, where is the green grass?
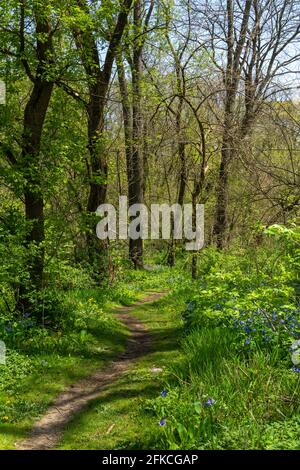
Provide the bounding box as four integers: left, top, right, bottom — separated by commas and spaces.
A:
57, 294, 183, 450
0, 327, 128, 450
148, 325, 300, 449
0, 266, 182, 450
2, 255, 299, 450
0, 291, 133, 449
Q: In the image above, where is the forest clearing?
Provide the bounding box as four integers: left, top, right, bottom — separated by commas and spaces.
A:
0, 0, 300, 455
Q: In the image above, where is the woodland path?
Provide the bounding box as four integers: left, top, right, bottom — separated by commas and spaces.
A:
16, 292, 167, 450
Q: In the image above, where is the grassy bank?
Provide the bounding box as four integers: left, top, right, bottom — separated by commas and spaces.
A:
0, 266, 175, 449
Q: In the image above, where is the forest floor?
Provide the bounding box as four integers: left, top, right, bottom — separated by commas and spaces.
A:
14, 290, 181, 450
4, 255, 298, 450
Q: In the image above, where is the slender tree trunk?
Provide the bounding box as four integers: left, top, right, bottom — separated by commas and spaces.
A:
117, 52, 133, 193
191, 189, 198, 279
213, 127, 232, 249
128, 0, 144, 269
167, 90, 186, 267
142, 119, 149, 198
191, 160, 206, 279
212, 0, 252, 249
118, 46, 144, 269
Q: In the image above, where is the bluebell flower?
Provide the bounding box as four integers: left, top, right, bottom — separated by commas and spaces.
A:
203, 398, 216, 407
159, 419, 166, 426
240, 321, 245, 325
244, 338, 251, 345
160, 389, 168, 397
291, 365, 300, 373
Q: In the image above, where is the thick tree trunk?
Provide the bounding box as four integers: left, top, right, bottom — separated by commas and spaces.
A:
73, 0, 133, 276
86, 95, 107, 214
85, 82, 109, 275
17, 11, 54, 313
23, 81, 54, 287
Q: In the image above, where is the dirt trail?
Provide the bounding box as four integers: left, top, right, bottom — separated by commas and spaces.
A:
16, 291, 167, 450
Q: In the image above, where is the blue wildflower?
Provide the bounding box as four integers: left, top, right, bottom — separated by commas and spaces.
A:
159, 419, 166, 426
203, 398, 216, 407
160, 389, 168, 398
291, 366, 300, 373
245, 338, 251, 345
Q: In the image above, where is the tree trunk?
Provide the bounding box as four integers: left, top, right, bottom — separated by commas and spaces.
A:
85, 82, 109, 276
213, 133, 231, 249
128, 0, 144, 269
167, 88, 186, 267
73, 0, 133, 275
212, 0, 252, 249
17, 9, 54, 314
191, 162, 206, 279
